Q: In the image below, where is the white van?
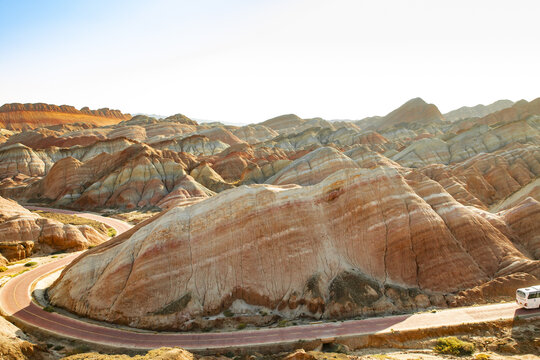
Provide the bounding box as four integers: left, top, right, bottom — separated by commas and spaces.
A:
516, 285, 540, 309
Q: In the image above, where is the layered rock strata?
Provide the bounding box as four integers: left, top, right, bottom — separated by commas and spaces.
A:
0, 196, 106, 261
49, 167, 539, 330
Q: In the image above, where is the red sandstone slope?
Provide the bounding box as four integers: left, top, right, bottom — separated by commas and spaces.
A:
48, 167, 539, 330
0, 196, 107, 264
359, 98, 446, 132
0, 103, 131, 130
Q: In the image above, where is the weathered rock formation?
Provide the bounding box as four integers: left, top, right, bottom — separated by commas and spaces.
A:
19, 144, 211, 209
0, 196, 107, 261
49, 167, 539, 330
0, 103, 130, 130
266, 147, 358, 186
358, 98, 446, 132
444, 99, 514, 122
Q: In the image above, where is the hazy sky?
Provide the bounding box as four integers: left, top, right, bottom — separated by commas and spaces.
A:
1, 0, 539, 124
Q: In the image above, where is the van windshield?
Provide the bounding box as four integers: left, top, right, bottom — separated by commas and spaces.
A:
517, 290, 526, 298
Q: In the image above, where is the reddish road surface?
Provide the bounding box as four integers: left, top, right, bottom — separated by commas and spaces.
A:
1, 207, 539, 350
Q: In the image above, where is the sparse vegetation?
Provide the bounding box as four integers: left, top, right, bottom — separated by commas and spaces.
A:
64, 345, 91, 356
223, 309, 234, 317
24, 261, 37, 267
9, 269, 29, 277
434, 336, 475, 356
236, 323, 246, 330
475, 354, 490, 360
277, 319, 288, 327
43, 305, 55, 312
0, 265, 7, 272
32, 210, 115, 236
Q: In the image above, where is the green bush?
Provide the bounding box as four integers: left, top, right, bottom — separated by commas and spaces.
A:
65, 345, 91, 356
475, 354, 490, 360
43, 306, 55, 313
0, 266, 7, 272
24, 261, 38, 267
107, 227, 117, 237
236, 323, 246, 330
223, 309, 234, 317
434, 337, 475, 356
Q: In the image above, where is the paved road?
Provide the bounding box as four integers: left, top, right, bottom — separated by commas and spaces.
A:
1, 207, 539, 350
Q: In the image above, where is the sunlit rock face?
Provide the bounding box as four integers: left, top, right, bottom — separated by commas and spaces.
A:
14, 144, 210, 210
0, 196, 107, 262
49, 167, 539, 330
265, 147, 359, 185
443, 99, 514, 122
0, 103, 130, 131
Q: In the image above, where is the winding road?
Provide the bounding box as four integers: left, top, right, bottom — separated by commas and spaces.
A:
0, 207, 539, 350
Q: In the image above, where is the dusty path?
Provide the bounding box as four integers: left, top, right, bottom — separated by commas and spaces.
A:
1, 207, 539, 350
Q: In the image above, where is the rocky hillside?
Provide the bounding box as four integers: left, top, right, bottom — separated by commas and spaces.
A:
49, 166, 540, 330
0, 103, 131, 131
0, 97, 539, 329
444, 99, 514, 122
0, 196, 107, 264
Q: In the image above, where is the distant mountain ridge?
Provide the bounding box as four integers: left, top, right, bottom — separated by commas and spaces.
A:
0, 102, 131, 130
444, 99, 514, 122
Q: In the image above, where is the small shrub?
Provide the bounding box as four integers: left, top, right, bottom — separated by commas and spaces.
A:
65, 345, 91, 355
51, 255, 58, 259
475, 354, 490, 360
107, 227, 117, 237
87, 245, 96, 249
236, 323, 247, 330
223, 309, 234, 317
43, 306, 55, 313
52, 345, 64, 351
434, 337, 475, 356
24, 261, 38, 267
0, 266, 7, 272
277, 319, 288, 327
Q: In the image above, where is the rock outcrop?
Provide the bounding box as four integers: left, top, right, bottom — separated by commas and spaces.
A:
358, 98, 446, 132
49, 167, 539, 330
0, 103, 130, 130
444, 99, 514, 122
0, 316, 45, 360
21, 144, 210, 210
266, 147, 358, 186
0, 196, 107, 261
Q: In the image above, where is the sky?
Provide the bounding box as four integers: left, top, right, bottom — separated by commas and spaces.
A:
1, 0, 540, 124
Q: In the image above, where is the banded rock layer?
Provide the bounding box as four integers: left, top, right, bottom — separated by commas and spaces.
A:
0, 196, 107, 263
0, 103, 130, 130
49, 167, 539, 330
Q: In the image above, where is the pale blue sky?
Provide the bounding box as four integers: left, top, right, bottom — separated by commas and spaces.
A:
1, 0, 539, 123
